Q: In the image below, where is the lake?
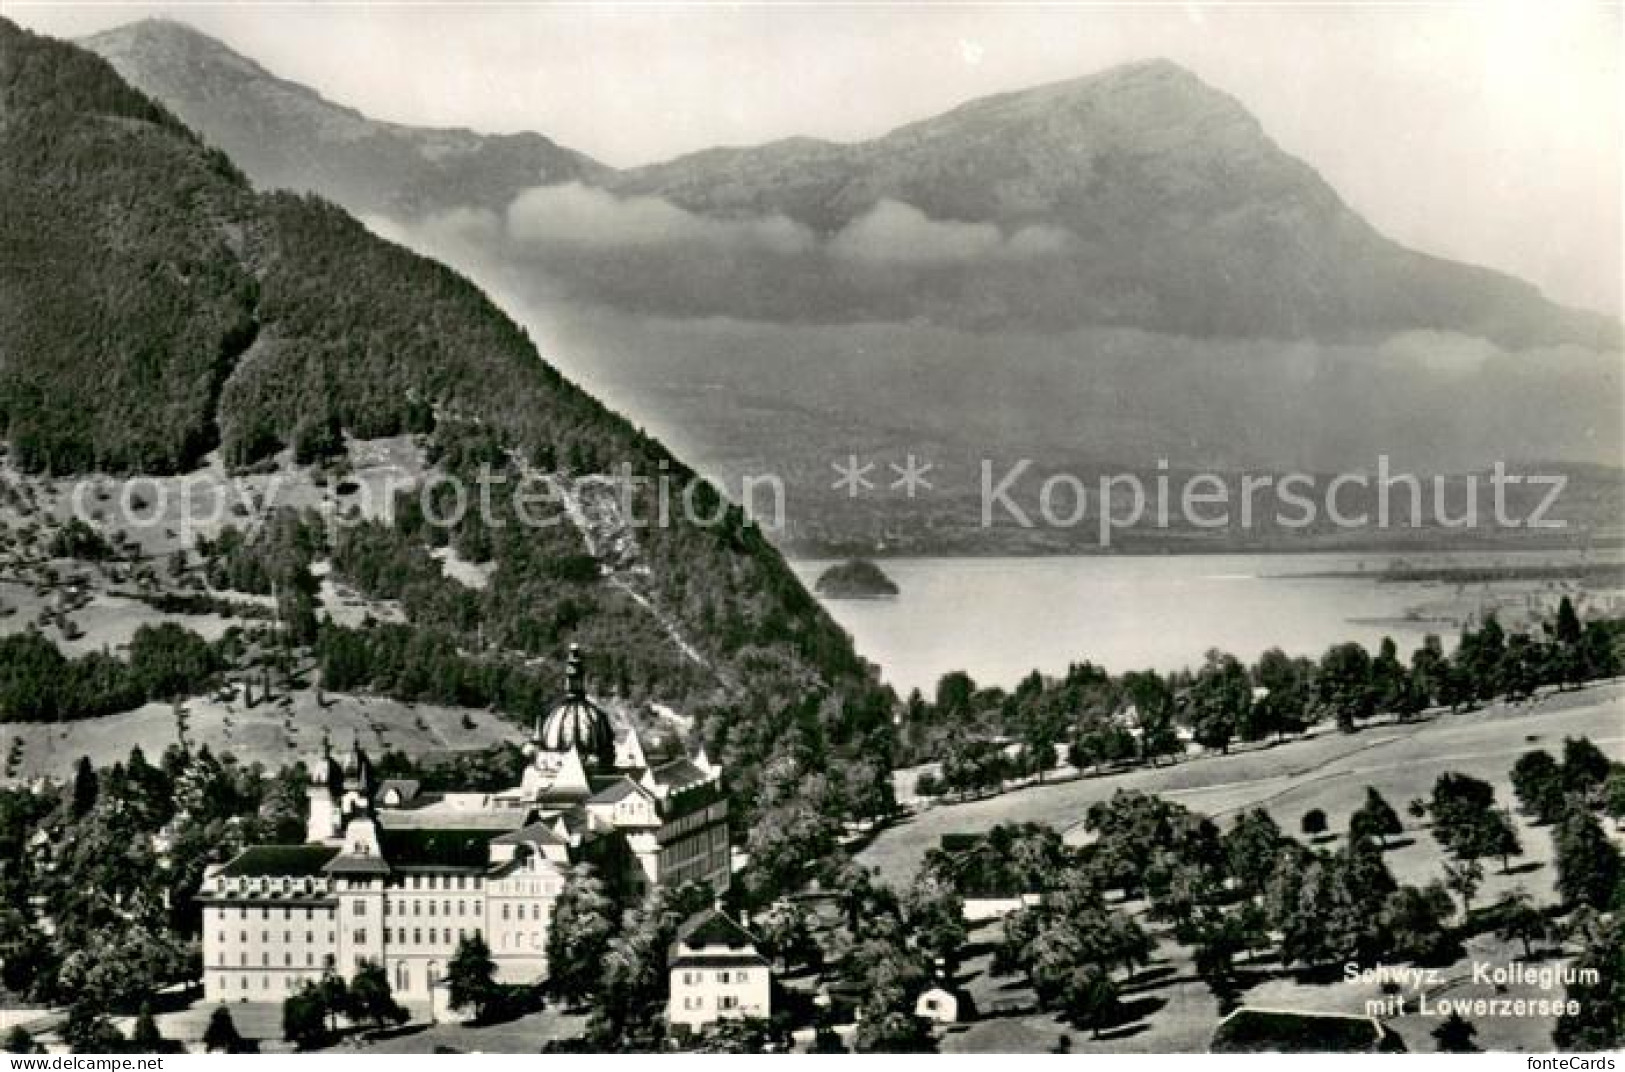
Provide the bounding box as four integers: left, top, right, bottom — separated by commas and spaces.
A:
791, 550, 1625, 695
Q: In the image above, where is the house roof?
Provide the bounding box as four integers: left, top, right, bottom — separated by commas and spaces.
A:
672, 908, 759, 955
379, 828, 502, 871
1210, 1008, 1404, 1054
377, 808, 525, 831
377, 779, 421, 803
491, 822, 568, 847
218, 845, 339, 878
651, 758, 710, 792
669, 952, 769, 970
588, 777, 653, 806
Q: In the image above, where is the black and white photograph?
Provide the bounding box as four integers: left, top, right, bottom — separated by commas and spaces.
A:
0, 0, 1621, 1058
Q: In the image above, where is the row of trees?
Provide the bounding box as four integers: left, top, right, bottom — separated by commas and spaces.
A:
907, 598, 1623, 798
0, 743, 307, 1033
0, 623, 222, 722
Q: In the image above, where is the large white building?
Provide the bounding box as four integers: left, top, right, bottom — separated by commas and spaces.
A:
199, 646, 729, 1005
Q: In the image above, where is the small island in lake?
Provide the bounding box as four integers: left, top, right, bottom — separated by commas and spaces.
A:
815, 559, 900, 599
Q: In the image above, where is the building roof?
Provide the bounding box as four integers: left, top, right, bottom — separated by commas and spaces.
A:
673, 907, 760, 955
218, 845, 339, 878
1210, 1008, 1404, 1054
324, 855, 393, 876
377, 779, 421, 804
491, 822, 568, 847
588, 777, 653, 806
650, 758, 710, 792
669, 952, 770, 970
377, 808, 525, 831
379, 828, 502, 871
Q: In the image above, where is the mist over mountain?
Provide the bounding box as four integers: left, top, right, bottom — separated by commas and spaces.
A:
79, 18, 1624, 553
86, 18, 1616, 348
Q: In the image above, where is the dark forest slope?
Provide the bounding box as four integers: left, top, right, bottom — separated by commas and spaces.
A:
0, 18, 892, 832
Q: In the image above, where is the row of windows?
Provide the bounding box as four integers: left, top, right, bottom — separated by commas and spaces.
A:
218, 931, 332, 946
677, 970, 751, 985
354, 899, 482, 919
678, 996, 742, 1011
387, 874, 480, 891
221, 906, 327, 922
361, 927, 484, 947
218, 973, 317, 993
233, 951, 334, 968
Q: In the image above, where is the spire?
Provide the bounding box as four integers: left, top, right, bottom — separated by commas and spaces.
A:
565, 643, 586, 699
351, 736, 376, 797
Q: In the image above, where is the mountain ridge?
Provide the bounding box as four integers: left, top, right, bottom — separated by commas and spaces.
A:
80, 17, 1618, 348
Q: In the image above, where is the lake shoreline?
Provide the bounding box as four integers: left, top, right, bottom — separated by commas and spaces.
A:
790, 549, 1625, 694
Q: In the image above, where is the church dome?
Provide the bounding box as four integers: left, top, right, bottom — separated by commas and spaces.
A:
535, 645, 616, 767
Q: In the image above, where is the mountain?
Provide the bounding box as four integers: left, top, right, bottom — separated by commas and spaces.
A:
83, 20, 1617, 348
609, 60, 1614, 345
0, 18, 892, 824
83, 18, 607, 219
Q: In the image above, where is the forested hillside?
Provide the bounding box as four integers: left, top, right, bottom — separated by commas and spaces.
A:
0, 19, 893, 837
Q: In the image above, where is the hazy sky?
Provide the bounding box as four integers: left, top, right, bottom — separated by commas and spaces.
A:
11, 1, 1623, 314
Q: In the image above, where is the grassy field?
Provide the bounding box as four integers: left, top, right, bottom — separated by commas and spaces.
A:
862, 681, 1624, 890
861, 680, 1624, 1053
1, 689, 522, 782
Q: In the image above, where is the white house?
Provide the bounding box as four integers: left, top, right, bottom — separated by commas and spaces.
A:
667, 908, 771, 1032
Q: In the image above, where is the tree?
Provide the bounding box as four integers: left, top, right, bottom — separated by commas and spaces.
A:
1470, 810, 1523, 873
756, 900, 821, 974
131, 1005, 164, 1052
447, 931, 500, 1022
1511, 750, 1567, 825
1317, 642, 1374, 732
1408, 634, 1447, 712
282, 982, 332, 1050
593, 883, 712, 1048
903, 874, 966, 975
202, 1006, 245, 1054
1069, 966, 1121, 1039
1605, 768, 1625, 830
63, 1000, 124, 1054
346, 961, 408, 1029
1491, 889, 1549, 960
1561, 736, 1611, 800
1432, 1012, 1479, 1053
853, 1008, 936, 1053
1443, 858, 1484, 917
1188, 650, 1249, 754
1429, 772, 1497, 859
1223, 809, 1285, 896
1370, 637, 1408, 715
1266, 851, 1380, 969
691, 1017, 789, 1054
1381, 883, 1458, 964
1457, 615, 1507, 701
1349, 787, 1403, 848
1300, 808, 1328, 840
1253, 648, 1313, 738
546, 866, 617, 1009
1554, 916, 1624, 1050
3, 1027, 38, 1054
71, 756, 99, 819
1550, 596, 1586, 690
1554, 810, 1622, 911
